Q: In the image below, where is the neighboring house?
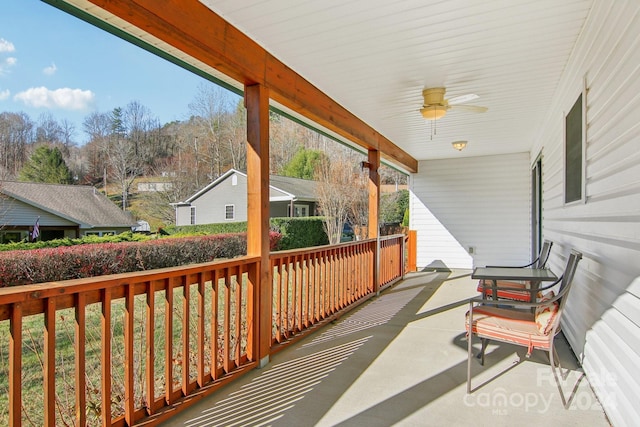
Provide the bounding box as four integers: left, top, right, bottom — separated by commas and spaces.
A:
0, 181, 137, 242
136, 178, 174, 192
174, 169, 319, 225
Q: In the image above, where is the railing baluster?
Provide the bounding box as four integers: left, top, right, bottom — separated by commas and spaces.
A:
292, 255, 299, 332
275, 259, 282, 343
182, 276, 190, 396
9, 303, 22, 427
305, 254, 311, 328
211, 270, 219, 380
234, 266, 242, 367
223, 268, 231, 373
75, 292, 86, 427
44, 298, 56, 426
283, 256, 289, 337
124, 285, 135, 426
145, 281, 155, 415
164, 277, 174, 404
101, 288, 112, 427
197, 273, 205, 387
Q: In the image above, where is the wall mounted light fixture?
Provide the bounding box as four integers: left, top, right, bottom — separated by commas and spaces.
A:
452, 140, 467, 151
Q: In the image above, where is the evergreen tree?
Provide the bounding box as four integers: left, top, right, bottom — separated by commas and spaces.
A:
19, 145, 73, 184
282, 147, 327, 179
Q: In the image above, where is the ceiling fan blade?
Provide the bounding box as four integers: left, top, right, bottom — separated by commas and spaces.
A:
382, 108, 420, 120
448, 104, 488, 113
447, 93, 479, 105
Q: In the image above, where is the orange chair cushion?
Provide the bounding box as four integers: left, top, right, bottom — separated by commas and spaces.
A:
466, 306, 553, 351
477, 280, 533, 302
534, 291, 558, 334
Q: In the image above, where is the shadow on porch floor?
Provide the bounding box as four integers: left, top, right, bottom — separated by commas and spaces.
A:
163, 270, 610, 427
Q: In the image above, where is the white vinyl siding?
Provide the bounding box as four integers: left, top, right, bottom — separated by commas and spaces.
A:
192, 172, 247, 223
529, 2, 640, 425
410, 152, 530, 269
0, 198, 75, 227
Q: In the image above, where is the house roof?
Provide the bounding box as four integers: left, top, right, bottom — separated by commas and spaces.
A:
269, 174, 318, 201
1, 181, 137, 228
182, 169, 319, 204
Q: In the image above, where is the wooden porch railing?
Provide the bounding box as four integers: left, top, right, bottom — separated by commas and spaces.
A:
0, 236, 406, 426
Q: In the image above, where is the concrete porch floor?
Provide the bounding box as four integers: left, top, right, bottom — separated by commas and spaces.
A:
163, 270, 611, 427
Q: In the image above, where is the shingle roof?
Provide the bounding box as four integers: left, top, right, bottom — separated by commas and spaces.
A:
1, 181, 136, 228
183, 169, 319, 203
269, 174, 318, 200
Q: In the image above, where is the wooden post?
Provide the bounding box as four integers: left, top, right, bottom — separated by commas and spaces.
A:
407, 230, 417, 272
367, 149, 380, 293
245, 83, 271, 367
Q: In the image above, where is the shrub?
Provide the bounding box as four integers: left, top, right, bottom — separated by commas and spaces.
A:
270, 217, 328, 250
162, 218, 328, 251
161, 222, 248, 236
0, 231, 149, 252
0, 231, 281, 287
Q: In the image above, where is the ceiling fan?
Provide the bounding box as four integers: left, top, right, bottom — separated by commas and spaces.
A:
419, 87, 488, 121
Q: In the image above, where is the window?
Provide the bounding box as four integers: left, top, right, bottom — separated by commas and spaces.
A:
84, 231, 115, 237
225, 204, 235, 220
294, 204, 309, 217
564, 90, 585, 204
1, 231, 24, 244
190, 206, 196, 225
231, 175, 238, 186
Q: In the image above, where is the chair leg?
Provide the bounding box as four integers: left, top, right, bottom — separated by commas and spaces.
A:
549, 345, 567, 408
477, 338, 489, 366
552, 346, 565, 378
467, 328, 473, 394
467, 314, 473, 393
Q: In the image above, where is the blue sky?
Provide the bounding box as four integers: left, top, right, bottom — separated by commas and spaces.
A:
0, 0, 225, 144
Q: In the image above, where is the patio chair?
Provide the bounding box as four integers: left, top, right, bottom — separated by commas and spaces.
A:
477, 240, 553, 302
466, 249, 582, 407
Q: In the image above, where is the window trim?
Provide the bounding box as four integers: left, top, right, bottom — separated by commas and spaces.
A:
294, 204, 309, 217
225, 204, 235, 220
190, 206, 196, 225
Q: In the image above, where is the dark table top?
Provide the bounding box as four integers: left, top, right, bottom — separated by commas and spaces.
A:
472, 267, 558, 282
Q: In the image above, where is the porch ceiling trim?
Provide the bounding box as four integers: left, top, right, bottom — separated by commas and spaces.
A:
58, 0, 418, 173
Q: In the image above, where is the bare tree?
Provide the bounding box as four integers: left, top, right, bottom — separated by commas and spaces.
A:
0, 112, 33, 179
107, 106, 147, 210
188, 83, 241, 180
315, 156, 367, 244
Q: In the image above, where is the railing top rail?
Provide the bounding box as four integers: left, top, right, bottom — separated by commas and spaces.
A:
379, 233, 406, 241
0, 255, 261, 305
270, 239, 377, 259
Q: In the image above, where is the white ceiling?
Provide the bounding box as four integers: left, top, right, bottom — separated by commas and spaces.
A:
199, 0, 594, 162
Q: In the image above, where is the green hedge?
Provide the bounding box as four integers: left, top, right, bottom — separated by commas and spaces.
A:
0, 231, 150, 252
0, 232, 281, 287
270, 217, 328, 250
163, 217, 329, 250
161, 222, 248, 236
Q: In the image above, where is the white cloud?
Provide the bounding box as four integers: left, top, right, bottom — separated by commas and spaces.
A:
0, 57, 17, 75
0, 38, 15, 53
13, 86, 95, 111
0, 89, 9, 100
43, 63, 57, 75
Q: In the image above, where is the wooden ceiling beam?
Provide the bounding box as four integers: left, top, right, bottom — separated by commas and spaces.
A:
82, 0, 418, 172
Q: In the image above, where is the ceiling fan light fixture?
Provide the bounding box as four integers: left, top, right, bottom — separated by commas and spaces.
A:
420, 105, 447, 120
452, 140, 467, 151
